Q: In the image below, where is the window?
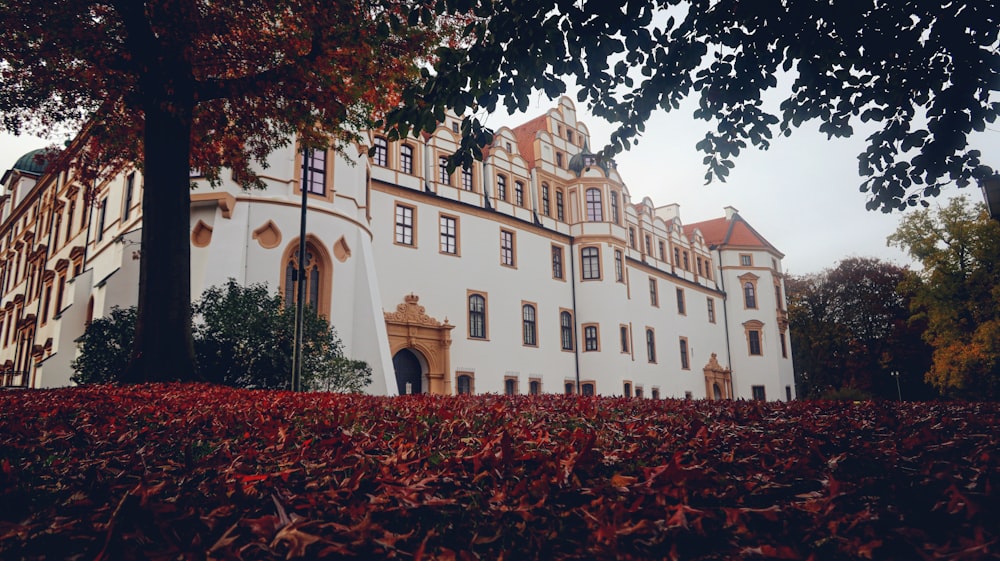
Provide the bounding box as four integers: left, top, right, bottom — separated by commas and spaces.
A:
469, 293, 487, 339
461, 166, 473, 191
651, 388, 660, 400
514, 181, 524, 206
740, 254, 753, 267
744, 281, 757, 309
552, 245, 564, 279
707, 297, 716, 323
683, 251, 690, 271
610, 191, 620, 224
283, 242, 326, 312
649, 277, 658, 307
66, 200, 75, 244
585, 188, 602, 221
581, 382, 595, 396
697, 258, 703, 276
123, 173, 135, 221
400, 144, 414, 174
679, 337, 690, 369
752, 385, 766, 401
529, 379, 542, 395
504, 377, 518, 396
567, 130, 574, 143
55, 274, 66, 315
658, 241, 666, 261
456, 373, 473, 395
301, 149, 326, 195
614, 250, 624, 282
522, 303, 538, 346
581, 247, 600, 280
748, 329, 762, 356
676, 288, 686, 315
775, 284, 784, 310
96, 198, 107, 242
439, 215, 458, 255
565, 382, 575, 395
785, 385, 792, 401
628, 227, 636, 248
644, 235, 652, 255
623, 382, 632, 398
780, 332, 788, 358
635, 386, 643, 398
584, 325, 599, 351
560, 311, 574, 351
500, 229, 515, 267
556, 189, 565, 221
646, 328, 656, 363
438, 156, 451, 184
556, 152, 563, 167
451, 121, 460, 133
620, 325, 630, 353
541, 184, 551, 216
394, 204, 415, 246
41, 284, 52, 324
673, 247, 680, 266
373, 137, 388, 166
496, 174, 507, 201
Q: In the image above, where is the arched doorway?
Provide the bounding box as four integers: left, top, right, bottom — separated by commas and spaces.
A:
384, 294, 454, 395
703, 353, 733, 400
393, 348, 424, 394
713, 383, 722, 400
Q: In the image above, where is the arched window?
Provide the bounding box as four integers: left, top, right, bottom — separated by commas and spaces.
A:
560, 311, 574, 350
522, 304, 537, 346
496, 174, 507, 201
744, 282, 757, 309
469, 294, 486, 339
504, 377, 517, 396
282, 239, 331, 316
586, 188, 603, 221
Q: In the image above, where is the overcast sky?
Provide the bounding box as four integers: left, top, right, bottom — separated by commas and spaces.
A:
3, 100, 998, 276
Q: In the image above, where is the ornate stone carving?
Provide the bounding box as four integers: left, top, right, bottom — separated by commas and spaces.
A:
384, 293, 451, 327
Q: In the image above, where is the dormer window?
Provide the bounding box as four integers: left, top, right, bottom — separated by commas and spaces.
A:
567, 130, 574, 144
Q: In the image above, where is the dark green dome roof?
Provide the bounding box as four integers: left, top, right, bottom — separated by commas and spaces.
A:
11, 148, 54, 175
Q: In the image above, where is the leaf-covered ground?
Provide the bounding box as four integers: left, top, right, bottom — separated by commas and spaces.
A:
0, 384, 997, 560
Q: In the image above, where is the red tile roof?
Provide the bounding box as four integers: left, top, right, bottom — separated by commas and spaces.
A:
511, 114, 548, 168
685, 214, 781, 255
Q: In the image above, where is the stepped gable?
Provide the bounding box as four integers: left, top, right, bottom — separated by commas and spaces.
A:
510, 114, 548, 168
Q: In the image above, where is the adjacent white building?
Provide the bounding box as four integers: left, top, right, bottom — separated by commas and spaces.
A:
0, 97, 795, 399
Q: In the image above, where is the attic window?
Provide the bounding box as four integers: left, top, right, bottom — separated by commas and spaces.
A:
567, 130, 574, 144
506, 142, 512, 152
451, 121, 459, 133
583, 155, 598, 166
556, 152, 563, 167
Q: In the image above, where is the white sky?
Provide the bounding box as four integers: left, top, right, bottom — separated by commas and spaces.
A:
2, 100, 998, 276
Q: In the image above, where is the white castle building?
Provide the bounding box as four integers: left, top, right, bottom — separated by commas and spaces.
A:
0, 97, 795, 399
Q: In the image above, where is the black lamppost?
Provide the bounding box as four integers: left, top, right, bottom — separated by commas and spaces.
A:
290, 149, 310, 392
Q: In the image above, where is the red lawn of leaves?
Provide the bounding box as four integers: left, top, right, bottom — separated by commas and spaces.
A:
0, 384, 997, 560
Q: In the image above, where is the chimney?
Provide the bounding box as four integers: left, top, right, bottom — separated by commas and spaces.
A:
724, 206, 739, 220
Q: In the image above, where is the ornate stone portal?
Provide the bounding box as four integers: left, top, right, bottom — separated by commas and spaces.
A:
703, 353, 733, 400
384, 294, 454, 395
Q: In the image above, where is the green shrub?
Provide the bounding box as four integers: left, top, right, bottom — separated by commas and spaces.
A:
71, 280, 370, 392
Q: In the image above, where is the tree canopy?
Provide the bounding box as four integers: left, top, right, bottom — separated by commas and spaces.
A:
786, 258, 934, 400
889, 197, 1000, 400
2, 0, 997, 382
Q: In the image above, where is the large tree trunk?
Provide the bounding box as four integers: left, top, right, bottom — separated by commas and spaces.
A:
122, 97, 198, 383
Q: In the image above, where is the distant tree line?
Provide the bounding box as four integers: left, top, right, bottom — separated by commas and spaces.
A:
789, 197, 1000, 401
